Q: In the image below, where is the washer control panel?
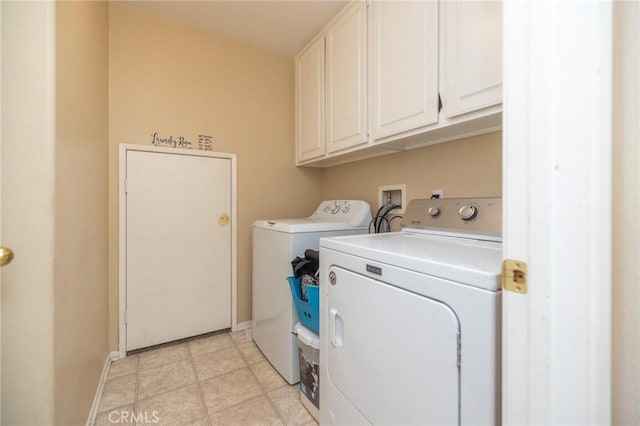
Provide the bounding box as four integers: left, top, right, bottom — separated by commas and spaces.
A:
310, 200, 372, 227
402, 197, 502, 239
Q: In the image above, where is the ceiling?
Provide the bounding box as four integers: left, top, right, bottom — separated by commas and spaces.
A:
120, 0, 350, 57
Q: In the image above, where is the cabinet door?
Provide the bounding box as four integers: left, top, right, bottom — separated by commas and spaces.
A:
370, 0, 439, 140
326, 1, 368, 154
296, 37, 326, 162
442, 1, 502, 117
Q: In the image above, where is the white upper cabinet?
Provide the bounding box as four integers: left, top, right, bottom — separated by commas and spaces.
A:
441, 1, 503, 117
370, 0, 439, 140
326, 1, 368, 153
296, 36, 326, 163
295, 0, 503, 167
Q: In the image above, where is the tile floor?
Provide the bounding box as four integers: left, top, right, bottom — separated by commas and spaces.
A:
94, 330, 318, 426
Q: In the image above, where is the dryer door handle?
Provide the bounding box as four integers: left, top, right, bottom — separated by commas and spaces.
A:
330, 308, 343, 348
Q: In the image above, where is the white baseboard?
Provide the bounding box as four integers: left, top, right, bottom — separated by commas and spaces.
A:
235, 321, 253, 340
235, 320, 252, 330
86, 351, 119, 426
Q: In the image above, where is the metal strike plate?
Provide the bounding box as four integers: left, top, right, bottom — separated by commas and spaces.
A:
502, 259, 528, 294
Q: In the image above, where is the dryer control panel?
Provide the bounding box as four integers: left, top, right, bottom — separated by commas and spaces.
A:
402, 197, 502, 240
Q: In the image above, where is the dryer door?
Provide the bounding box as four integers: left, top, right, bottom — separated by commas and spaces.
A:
326, 266, 461, 425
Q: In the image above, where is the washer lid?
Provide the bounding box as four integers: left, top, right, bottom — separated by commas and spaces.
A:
320, 231, 503, 291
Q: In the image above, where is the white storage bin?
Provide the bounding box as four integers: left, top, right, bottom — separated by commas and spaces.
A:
294, 322, 320, 421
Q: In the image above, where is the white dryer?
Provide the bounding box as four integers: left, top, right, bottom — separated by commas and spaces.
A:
252, 200, 371, 384
320, 198, 502, 425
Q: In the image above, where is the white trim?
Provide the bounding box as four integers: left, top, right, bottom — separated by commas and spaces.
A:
230, 154, 238, 333
85, 351, 118, 426
118, 144, 238, 357
503, 1, 612, 424
0, 2, 4, 421
234, 321, 253, 341
234, 320, 252, 331
118, 146, 127, 358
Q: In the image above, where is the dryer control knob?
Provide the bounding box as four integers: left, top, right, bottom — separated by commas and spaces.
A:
428, 207, 440, 217
458, 205, 478, 221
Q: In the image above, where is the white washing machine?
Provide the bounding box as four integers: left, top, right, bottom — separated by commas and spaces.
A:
252, 200, 371, 384
320, 197, 502, 425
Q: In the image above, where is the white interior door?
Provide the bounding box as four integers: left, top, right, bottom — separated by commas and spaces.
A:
125, 149, 232, 351
503, 1, 612, 424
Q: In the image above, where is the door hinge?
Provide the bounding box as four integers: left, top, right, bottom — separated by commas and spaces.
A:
366, 0, 370, 9
124, 179, 129, 193
124, 310, 128, 324
502, 259, 528, 294
438, 93, 443, 113
366, 128, 370, 139
456, 331, 461, 368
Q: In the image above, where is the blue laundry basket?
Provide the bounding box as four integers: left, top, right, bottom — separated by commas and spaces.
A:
287, 276, 319, 334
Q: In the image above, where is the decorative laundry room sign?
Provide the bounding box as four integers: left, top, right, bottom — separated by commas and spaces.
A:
150, 132, 192, 149
150, 132, 215, 151
198, 134, 214, 151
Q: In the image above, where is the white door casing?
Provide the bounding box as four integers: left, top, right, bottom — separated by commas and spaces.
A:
0, 3, 3, 417
502, 1, 612, 424
119, 144, 237, 356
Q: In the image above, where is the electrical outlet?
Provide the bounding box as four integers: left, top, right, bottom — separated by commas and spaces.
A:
378, 184, 406, 213
432, 189, 444, 198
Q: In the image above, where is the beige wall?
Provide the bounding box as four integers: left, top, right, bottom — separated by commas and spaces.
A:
54, 1, 109, 424
108, 3, 322, 349
1, 2, 56, 424
612, 1, 640, 424
107, 3, 502, 352
320, 132, 502, 225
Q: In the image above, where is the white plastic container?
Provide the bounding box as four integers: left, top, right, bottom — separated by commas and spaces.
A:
294, 322, 320, 421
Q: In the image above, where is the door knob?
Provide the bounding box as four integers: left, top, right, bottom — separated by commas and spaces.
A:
0, 246, 14, 267
218, 214, 230, 226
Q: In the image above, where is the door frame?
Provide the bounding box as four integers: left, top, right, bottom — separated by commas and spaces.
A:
502, 1, 612, 424
118, 144, 237, 358
0, 2, 4, 419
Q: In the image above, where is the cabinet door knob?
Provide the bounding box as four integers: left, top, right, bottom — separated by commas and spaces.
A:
0, 247, 15, 267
